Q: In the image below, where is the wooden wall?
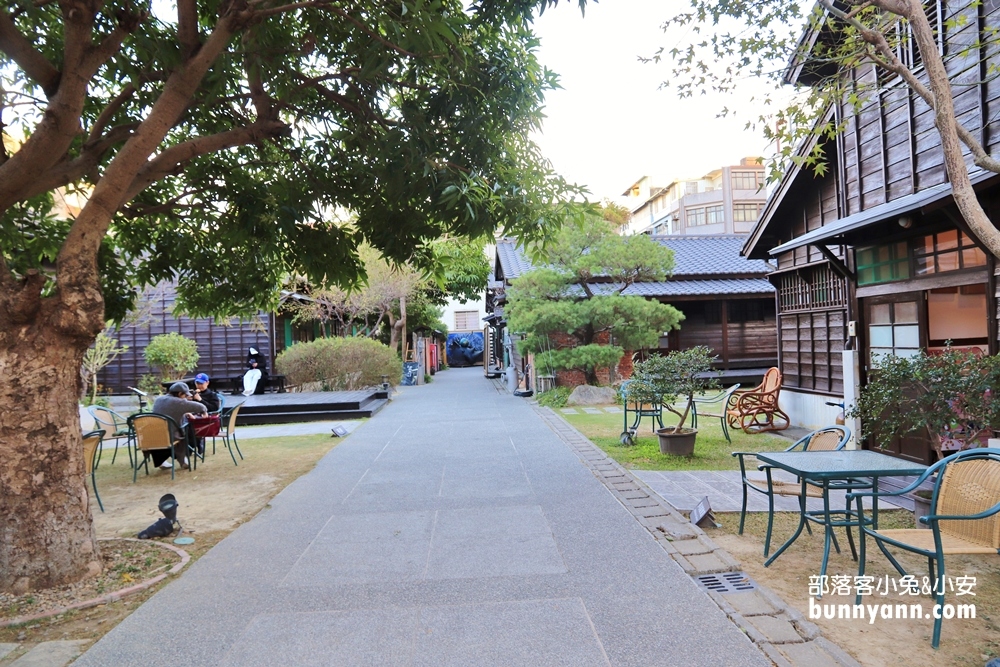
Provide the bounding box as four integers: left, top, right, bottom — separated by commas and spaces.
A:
98, 283, 274, 394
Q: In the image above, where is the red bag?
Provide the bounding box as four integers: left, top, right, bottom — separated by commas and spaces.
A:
189, 414, 221, 437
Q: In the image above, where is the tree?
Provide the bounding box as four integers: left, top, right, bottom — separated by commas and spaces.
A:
506, 215, 684, 385
0, 0, 585, 593
143, 332, 200, 382
662, 0, 1000, 258
80, 329, 128, 404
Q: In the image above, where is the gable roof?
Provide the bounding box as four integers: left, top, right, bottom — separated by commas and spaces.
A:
653, 235, 773, 277
495, 238, 533, 281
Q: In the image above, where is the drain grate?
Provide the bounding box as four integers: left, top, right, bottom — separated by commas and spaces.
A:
694, 571, 757, 594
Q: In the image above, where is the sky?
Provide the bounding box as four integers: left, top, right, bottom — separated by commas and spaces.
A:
530, 0, 776, 204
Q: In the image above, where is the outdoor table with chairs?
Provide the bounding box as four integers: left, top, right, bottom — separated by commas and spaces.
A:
752, 448, 929, 584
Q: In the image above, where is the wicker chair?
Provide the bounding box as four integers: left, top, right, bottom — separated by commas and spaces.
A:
848, 447, 1000, 648
82, 430, 105, 513
726, 367, 790, 434
217, 404, 244, 466
128, 413, 182, 481
88, 406, 132, 466
733, 425, 855, 557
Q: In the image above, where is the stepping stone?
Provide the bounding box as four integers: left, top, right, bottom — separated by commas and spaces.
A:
0, 644, 17, 660
559, 408, 578, 414
12, 641, 88, 667
582, 408, 603, 414
603, 407, 622, 413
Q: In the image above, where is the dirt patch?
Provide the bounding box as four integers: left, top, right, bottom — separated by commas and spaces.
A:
0, 431, 342, 652
711, 511, 1000, 666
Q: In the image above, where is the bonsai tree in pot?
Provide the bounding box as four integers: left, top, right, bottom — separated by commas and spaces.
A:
625, 346, 719, 456
850, 346, 1000, 460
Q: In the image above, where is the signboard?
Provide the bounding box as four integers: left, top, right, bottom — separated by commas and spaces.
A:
689, 496, 719, 529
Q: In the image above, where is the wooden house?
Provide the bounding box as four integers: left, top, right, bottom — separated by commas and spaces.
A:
487, 235, 777, 388
742, 1, 1000, 463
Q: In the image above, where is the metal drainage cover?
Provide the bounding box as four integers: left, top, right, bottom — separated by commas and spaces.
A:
694, 571, 757, 594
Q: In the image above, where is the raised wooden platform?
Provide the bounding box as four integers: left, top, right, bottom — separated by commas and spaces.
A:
233, 389, 389, 425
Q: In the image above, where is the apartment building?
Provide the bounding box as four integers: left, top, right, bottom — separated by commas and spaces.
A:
620, 158, 767, 236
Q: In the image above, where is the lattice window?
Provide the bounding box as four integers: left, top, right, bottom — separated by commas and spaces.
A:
454, 310, 480, 331
777, 265, 848, 313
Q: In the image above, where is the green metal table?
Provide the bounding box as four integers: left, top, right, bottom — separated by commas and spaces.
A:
754, 450, 928, 589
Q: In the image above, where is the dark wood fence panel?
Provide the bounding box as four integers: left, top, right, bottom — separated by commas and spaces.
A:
97, 283, 273, 394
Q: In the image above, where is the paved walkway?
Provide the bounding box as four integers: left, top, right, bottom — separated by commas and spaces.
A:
77, 368, 769, 667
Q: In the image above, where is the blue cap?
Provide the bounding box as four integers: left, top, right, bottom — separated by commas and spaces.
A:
194, 373, 209, 383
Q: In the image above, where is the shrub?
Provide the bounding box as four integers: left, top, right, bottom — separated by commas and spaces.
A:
138, 374, 165, 396
276, 337, 402, 390
143, 333, 199, 381
537, 386, 571, 409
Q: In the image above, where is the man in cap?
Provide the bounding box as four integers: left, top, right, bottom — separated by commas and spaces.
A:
192, 373, 221, 413
150, 382, 207, 469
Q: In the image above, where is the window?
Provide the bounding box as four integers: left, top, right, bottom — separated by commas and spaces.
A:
868, 300, 920, 367
856, 241, 910, 285
913, 230, 986, 276
454, 310, 480, 331
731, 171, 763, 190
778, 265, 847, 312
686, 207, 707, 226
706, 205, 725, 224
728, 300, 765, 323
733, 203, 760, 223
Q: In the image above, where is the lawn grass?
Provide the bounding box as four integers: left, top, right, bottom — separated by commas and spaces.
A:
562, 406, 794, 470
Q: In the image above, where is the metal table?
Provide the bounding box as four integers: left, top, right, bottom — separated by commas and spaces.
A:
754, 450, 928, 587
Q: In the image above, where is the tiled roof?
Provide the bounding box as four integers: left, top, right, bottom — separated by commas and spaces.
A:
495, 239, 533, 281
653, 235, 773, 276
621, 279, 774, 298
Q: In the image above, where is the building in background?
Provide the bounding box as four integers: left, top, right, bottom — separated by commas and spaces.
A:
487, 236, 776, 389
620, 158, 767, 237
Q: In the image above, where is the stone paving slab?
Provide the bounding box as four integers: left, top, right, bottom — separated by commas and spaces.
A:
10, 641, 88, 667
634, 469, 895, 514
581, 407, 603, 414
76, 369, 769, 667
559, 408, 578, 414
0, 645, 16, 661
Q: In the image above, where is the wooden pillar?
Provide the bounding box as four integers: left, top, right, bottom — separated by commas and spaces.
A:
720, 300, 729, 370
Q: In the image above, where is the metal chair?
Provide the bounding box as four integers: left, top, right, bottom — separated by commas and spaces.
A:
128, 413, 182, 481
618, 378, 664, 446
691, 383, 741, 443
848, 447, 1000, 648
82, 429, 105, 512
217, 404, 244, 465
733, 425, 855, 556
726, 367, 790, 434
88, 405, 132, 466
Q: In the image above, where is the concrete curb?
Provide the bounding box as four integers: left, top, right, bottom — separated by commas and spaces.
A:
0, 538, 190, 629
534, 406, 862, 667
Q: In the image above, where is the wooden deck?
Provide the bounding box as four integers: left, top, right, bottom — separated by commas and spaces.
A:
233, 389, 389, 425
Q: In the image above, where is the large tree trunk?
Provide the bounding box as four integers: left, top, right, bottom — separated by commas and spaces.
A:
0, 318, 102, 594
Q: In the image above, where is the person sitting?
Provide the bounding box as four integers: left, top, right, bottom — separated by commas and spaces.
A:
244, 346, 269, 394
242, 358, 262, 396
192, 373, 221, 413
151, 382, 207, 469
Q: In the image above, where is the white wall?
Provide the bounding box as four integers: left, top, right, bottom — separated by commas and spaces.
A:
441, 296, 486, 333
781, 389, 844, 432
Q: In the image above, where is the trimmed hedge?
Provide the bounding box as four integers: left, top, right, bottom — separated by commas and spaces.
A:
276, 337, 402, 390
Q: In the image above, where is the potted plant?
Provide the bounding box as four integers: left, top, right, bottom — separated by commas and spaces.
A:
850, 346, 1000, 460
625, 346, 719, 456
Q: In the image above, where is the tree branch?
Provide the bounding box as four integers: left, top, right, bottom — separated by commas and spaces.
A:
177, 0, 200, 58
0, 11, 60, 96
122, 119, 290, 201
87, 83, 135, 143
